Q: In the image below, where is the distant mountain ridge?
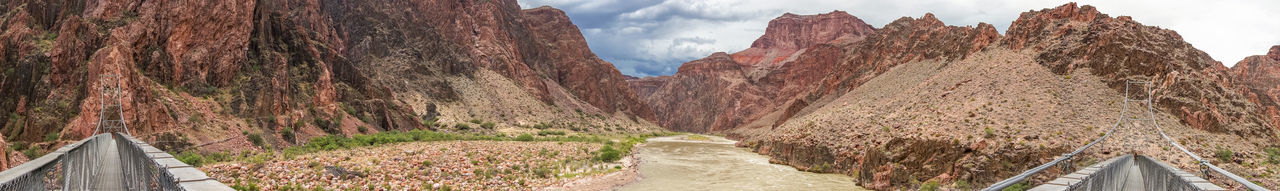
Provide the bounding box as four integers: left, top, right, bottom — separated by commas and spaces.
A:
630, 3, 1280, 190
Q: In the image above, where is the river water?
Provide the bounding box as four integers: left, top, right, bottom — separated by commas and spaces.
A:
617, 135, 869, 191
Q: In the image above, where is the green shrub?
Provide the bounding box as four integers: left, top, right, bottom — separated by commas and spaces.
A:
595, 145, 622, 162
342, 103, 358, 115
230, 180, 261, 191
1266, 147, 1280, 164
516, 134, 535, 141
1002, 181, 1030, 191
281, 127, 295, 142
1216, 146, 1234, 162
455, 123, 470, 130
481, 122, 495, 129
537, 130, 565, 136
954, 180, 971, 190
533, 167, 552, 178
176, 151, 206, 167
921, 180, 940, 191
533, 123, 551, 129
421, 117, 438, 127
469, 119, 482, 124
358, 126, 368, 134
44, 132, 59, 142
984, 127, 995, 138
248, 134, 264, 148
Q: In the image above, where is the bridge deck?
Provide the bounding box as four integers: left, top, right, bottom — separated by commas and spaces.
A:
92, 135, 125, 190
1123, 162, 1143, 190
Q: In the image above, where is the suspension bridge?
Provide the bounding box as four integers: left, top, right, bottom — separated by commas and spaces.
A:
983, 81, 1270, 191
0, 74, 231, 190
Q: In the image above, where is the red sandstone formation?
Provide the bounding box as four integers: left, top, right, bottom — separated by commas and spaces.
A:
0, 0, 659, 172
1232, 45, 1280, 131
732, 11, 875, 67
1003, 3, 1268, 135
635, 11, 877, 132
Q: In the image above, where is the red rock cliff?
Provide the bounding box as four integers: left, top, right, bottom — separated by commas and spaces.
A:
1004, 2, 1272, 136
639, 11, 878, 132
1232, 45, 1280, 132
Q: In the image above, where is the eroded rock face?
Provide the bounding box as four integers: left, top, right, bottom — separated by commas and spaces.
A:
520, 7, 656, 121
1232, 45, 1280, 132
0, 0, 659, 170
626, 75, 670, 99
644, 53, 769, 132
637, 11, 877, 132
733, 11, 875, 67
1004, 2, 1271, 136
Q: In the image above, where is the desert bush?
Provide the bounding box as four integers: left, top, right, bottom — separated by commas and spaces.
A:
533, 123, 551, 129
595, 145, 622, 162
248, 133, 265, 148
1266, 147, 1280, 164
921, 180, 940, 191
281, 127, 295, 142
1216, 146, 1233, 162
516, 134, 535, 141
537, 130, 565, 136
176, 151, 206, 167
44, 132, 59, 142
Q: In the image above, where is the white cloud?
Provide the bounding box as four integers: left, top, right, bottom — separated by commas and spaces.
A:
519, 0, 1280, 76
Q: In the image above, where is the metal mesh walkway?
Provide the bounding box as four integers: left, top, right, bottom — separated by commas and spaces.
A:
985, 81, 1268, 191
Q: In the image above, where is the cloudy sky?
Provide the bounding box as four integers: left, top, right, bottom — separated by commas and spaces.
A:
517, 0, 1280, 77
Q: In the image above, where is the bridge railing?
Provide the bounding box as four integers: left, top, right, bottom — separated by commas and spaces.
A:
980, 112, 1123, 191
1136, 155, 1226, 190
115, 133, 232, 190
116, 133, 184, 190
1142, 87, 1270, 191
0, 133, 231, 190
0, 133, 102, 190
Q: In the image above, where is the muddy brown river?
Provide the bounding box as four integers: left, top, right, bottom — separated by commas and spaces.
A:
618, 135, 869, 191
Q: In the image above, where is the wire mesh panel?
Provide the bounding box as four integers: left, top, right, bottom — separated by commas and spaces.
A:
0, 158, 59, 191
115, 133, 184, 191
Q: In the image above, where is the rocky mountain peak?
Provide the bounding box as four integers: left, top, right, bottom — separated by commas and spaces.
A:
1270, 45, 1280, 60
749, 10, 875, 50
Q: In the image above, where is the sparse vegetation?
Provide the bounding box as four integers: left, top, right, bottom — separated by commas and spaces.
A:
45, 132, 59, 142
1216, 146, 1234, 162
176, 151, 206, 167
594, 145, 622, 162
248, 133, 265, 148
515, 134, 535, 141
1002, 181, 1030, 191
469, 119, 482, 124
533, 123, 551, 129
921, 180, 940, 191
421, 116, 438, 127
537, 130, 565, 136
481, 122, 496, 129
1266, 147, 1280, 164
984, 127, 995, 138
281, 127, 295, 142
686, 135, 711, 141
455, 123, 470, 130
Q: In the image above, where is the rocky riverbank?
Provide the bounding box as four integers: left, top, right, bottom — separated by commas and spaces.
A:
201, 140, 633, 190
